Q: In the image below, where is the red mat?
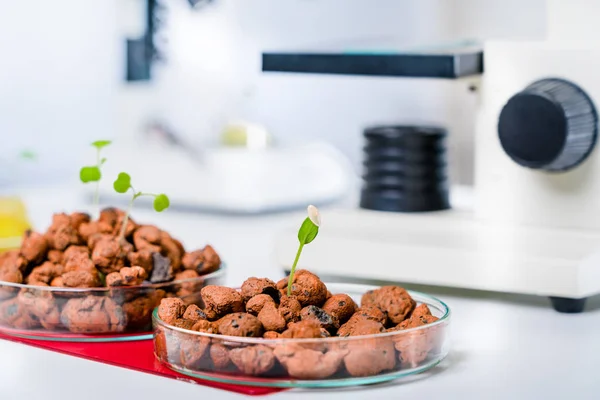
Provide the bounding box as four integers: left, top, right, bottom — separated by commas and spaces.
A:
0, 332, 283, 396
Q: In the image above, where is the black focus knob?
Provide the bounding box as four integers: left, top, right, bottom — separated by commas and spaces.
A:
359, 125, 450, 212
498, 78, 598, 172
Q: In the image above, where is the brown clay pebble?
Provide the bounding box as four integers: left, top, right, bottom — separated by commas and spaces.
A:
246, 294, 275, 316
133, 225, 162, 253
106, 266, 146, 287
274, 345, 347, 379
160, 231, 183, 271
50, 277, 63, 287
87, 233, 112, 251
0, 250, 19, 269
0, 266, 22, 300
149, 253, 173, 283
200, 286, 244, 320
276, 277, 287, 290
338, 312, 386, 337
191, 319, 214, 332
0, 298, 25, 325
343, 319, 396, 377
47, 250, 63, 264
69, 212, 91, 231
91, 237, 132, 275
19, 230, 48, 265
45, 213, 81, 251
121, 266, 147, 285
355, 305, 387, 324
174, 269, 199, 281
217, 313, 263, 337
300, 305, 339, 331
174, 269, 201, 297
1, 296, 41, 329
122, 292, 165, 329
229, 345, 275, 376
63, 252, 96, 275
78, 221, 111, 243
395, 313, 439, 331
278, 295, 301, 324
26, 262, 63, 286
17, 290, 57, 322
257, 302, 287, 332
241, 277, 279, 302
179, 319, 213, 368
60, 296, 126, 333
127, 249, 154, 275
392, 304, 440, 368
182, 250, 204, 271
263, 331, 281, 339
322, 294, 357, 324
0, 267, 22, 285
61, 270, 101, 288
171, 318, 197, 331
180, 336, 210, 369
182, 304, 208, 322
63, 245, 90, 263
287, 270, 328, 307
410, 303, 433, 319
210, 344, 231, 369
198, 245, 221, 274
98, 208, 120, 227
182, 245, 221, 275
281, 320, 322, 339
361, 286, 415, 325
158, 298, 186, 325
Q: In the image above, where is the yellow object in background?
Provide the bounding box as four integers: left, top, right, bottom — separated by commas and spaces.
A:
221, 121, 272, 149
0, 197, 30, 253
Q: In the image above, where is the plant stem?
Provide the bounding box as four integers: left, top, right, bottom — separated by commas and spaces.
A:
93, 182, 100, 217
118, 188, 136, 243
287, 242, 304, 296
93, 148, 100, 217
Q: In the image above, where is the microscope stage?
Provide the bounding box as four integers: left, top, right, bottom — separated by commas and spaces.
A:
273, 206, 600, 300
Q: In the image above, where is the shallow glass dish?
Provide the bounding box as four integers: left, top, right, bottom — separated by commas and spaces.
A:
0, 266, 225, 342
153, 283, 450, 388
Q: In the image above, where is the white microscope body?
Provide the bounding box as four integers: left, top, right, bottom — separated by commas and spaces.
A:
273, 1, 600, 312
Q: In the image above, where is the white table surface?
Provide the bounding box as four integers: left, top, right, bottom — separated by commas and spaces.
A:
1, 185, 600, 400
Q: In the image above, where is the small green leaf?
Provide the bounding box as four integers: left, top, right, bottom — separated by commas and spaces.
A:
92, 140, 112, 149
113, 172, 131, 193
80, 166, 101, 183
153, 193, 170, 212
19, 150, 37, 160
298, 217, 319, 244
100, 157, 107, 165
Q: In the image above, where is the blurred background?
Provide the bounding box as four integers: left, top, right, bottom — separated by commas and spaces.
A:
0, 0, 545, 191
0, 0, 552, 261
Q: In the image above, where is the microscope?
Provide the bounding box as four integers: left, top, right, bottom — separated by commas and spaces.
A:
271, 0, 600, 313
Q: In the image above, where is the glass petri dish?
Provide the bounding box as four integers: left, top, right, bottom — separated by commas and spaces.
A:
0, 266, 225, 342
153, 283, 450, 388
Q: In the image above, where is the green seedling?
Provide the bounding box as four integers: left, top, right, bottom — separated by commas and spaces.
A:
80, 140, 112, 212
113, 172, 170, 242
287, 205, 321, 296
19, 150, 37, 160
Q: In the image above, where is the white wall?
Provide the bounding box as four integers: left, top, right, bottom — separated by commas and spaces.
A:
0, 0, 546, 187
0, 0, 121, 186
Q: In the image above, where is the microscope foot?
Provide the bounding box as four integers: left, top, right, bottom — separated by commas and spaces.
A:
549, 297, 587, 313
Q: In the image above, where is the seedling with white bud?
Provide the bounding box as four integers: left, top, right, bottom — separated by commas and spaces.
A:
287, 204, 321, 296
